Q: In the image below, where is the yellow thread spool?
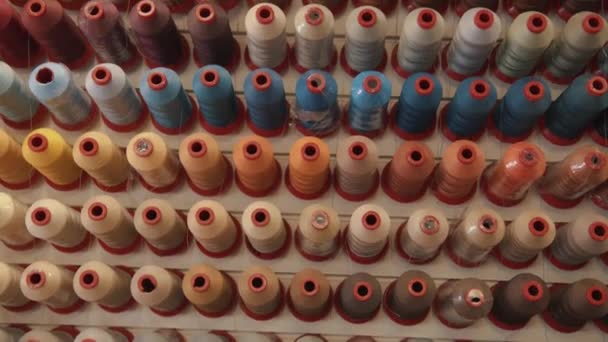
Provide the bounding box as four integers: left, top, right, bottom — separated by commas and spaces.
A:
73, 131, 130, 189
0, 129, 34, 186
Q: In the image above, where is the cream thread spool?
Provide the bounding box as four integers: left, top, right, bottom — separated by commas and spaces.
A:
342, 6, 387, 76
242, 201, 289, 258
182, 264, 235, 316
73, 131, 130, 191
134, 199, 188, 256
0, 193, 35, 249
334, 135, 379, 201
233, 135, 281, 197
0, 129, 35, 188
187, 200, 240, 257
396, 208, 449, 264
126, 132, 181, 193
293, 4, 336, 72
287, 268, 332, 321
81, 195, 140, 254
131, 265, 186, 316
434, 278, 494, 328
179, 133, 230, 195
74, 261, 133, 312
345, 204, 390, 263
0, 263, 31, 310
238, 265, 283, 319
244, 3, 288, 70
20, 261, 82, 313
19, 330, 73, 342
295, 204, 341, 261
25, 198, 89, 252
75, 327, 130, 342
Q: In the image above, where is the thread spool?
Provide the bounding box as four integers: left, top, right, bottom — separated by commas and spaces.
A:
79, 1, 140, 69
179, 133, 231, 195
454, 0, 498, 17
244, 3, 288, 72
558, 0, 602, 20
187, 200, 241, 257
392, 8, 444, 78
126, 132, 181, 193
543, 75, 608, 144
85, 63, 146, 132
0, 129, 36, 189
341, 6, 387, 76
25, 199, 89, 252
133, 330, 184, 342
244, 68, 289, 137
20, 261, 82, 313
447, 207, 505, 267
494, 210, 555, 269
294, 70, 340, 136
233, 135, 281, 197
302, 0, 347, 14
292, 5, 336, 72
295, 335, 327, 342
546, 214, 608, 269
295, 204, 341, 261
0, 1, 43, 68
489, 273, 550, 329
131, 265, 186, 316
335, 272, 382, 323
75, 328, 130, 342
544, 279, 608, 332
396, 208, 449, 264
591, 181, 608, 209
0, 263, 31, 310
73, 261, 133, 312
334, 135, 379, 201
384, 270, 436, 325
21, 0, 92, 69
287, 268, 332, 321
434, 278, 493, 328
0, 194, 35, 250
543, 12, 608, 84
381, 142, 434, 202
538, 146, 608, 208
134, 199, 188, 256
491, 77, 551, 142
591, 110, 608, 147
345, 204, 390, 263
431, 140, 485, 205
481, 142, 546, 207
492, 12, 553, 83
504, 0, 551, 17
242, 201, 289, 258
193, 65, 244, 134
346, 71, 391, 137
128, 0, 189, 71
0, 62, 46, 129
442, 8, 501, 81
238, 265, 284, 320
392, 73, 442, 140
19, 330, 73, 342
287, 136, 331, 199
182, 264, 235, 316
188, 3, 240, 70
29, 63, 96, 130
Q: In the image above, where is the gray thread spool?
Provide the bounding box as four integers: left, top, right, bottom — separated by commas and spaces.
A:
434, 278, 493, 328
337, 272, 382, 321
396, 7, 445, 74
245, 3, 288, 69
293, 4, 335, 70
387, 270, 436, 322
343, 6, 387, 73
490, 273, 550, 326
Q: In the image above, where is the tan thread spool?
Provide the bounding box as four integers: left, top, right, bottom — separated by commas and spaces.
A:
238, 265, 283, 318
434, 278, 494, 328
346, 204, 390, 260
549, 213, 608, 267
73, 261, 132, 310
182, 264, 235, 316
335, 135, 379, 200
0, 263, 30, 309
0, 129, 34, 186
131, 265, 185, 314
232, 135, 280, 196
382, 141, 435, 202
242, 201, 287, 255
296, 204, 341, 260
134, 199, 188, 254
81, 195, 139, 252
187, 200, 238, 255
0, 193, 35, 248
25, 198, 88, 250
20, 261, 80, 310
126, 132, 180, 190
179, 133, 229, 194
288, 268, 332, 320
287, 136, 330, 198
72, 131, 130, 189
397, 208, 449, 263
490, 273, 550, 326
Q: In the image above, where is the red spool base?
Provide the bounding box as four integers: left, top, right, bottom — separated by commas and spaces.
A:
439, 105, 485, 142
352, 0, 397, 15
193, 39, 241, 73
383, 280, 430, 325
150, 95, 198, 135
445, 241, 485, 268
101, 91, 149, 133
334, 282, 381, 324
542, 284, 586, 333
487, 283, 529, 331
1, 104, 47, 130
286, 286, 333, 322
51, 102, 98, 132
2, 238, 37, 252
543, 247, 587, 271
48, 298, 85, 315
290, 45, 338, 74
539, 191, 582, 209
188, 156, 234, 196
2, 300, 36, 313
193, 271, 237, 318
340, 45, 387, 78
92, 176, 129, 193
303, 0, 347, 15
52, 326, 79, 338
538, 118, 582, 146
380, 162, 429, 203
239, 282, 285, 321
342, 226, 389, 264
195, 214, 242, 258
342, 106, 387, 139
235, 159, 282, 198
389, 103, 436, 141
480, 171, 525, 208
244, 45, 290, 74
294, 228, 341, 262
540, 65, 579, 85
0, 171, 40, 191
440, 44, 488, 82
589, 126, 608, 147
285, 167, 332, 200
402, 0, 449, 13
210, 331, 236, 342
390, 44, 438, 79
146, 231, 192, 257
137, 167, 184, 194
491, 246, 538, 269
394, 223, 440, 265
143, 35, 190, 73
487, 111, 534, 144
199, 97, 245, 135
333, 169, 379, 202
51, 231, 92, 254
245, 220, 292, 260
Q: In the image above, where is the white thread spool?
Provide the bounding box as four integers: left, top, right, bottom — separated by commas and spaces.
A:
496, 210, 556, 265
81, 195, 139, 251
346, 204, 390, 258
0, 263, 30, 308
85, 63, 143, 128
20, 261, 79, 310
242, 201, 287, 255
134, 199, 188, 253
550, 213, 608, 266
396, 8, 445, 74
126, 132, 180, 189
19, 330, 72, 342
245, 3, 288, 69
131, 265, 185, 313
0, 327, 24, 341
25, 198, 88, 249
0, 193, 35, 248
73, 131, 130, 188
133, 330, 183, 342
296, 204, 341, 258
344, 6, 387, 73
187, 200, 238, 254
398, 208, 449, 263
335, 135, 378, 198
293, 4, 335, 70
446, 8, 501, 77
448, 207, 506, 266
73, 261, 132, 309
75, 328, 129, 342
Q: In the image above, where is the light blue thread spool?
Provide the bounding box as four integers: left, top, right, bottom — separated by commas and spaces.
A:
394, 72, 442, 139
294, 69, 339, 136
347, 70, 391, 137
244, 68, 289, 136
0, 62, 43, 127
192, 64, 241, 133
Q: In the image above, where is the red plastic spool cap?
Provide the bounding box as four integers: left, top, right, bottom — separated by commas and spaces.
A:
138, 275, 157, 293
469, 80, 490, 100
417, 9, 436, 29
587, 76, 608, 96
474, 9, 494, 30
478, 215, 497, 234
200, 69, 220, 88
31, 207, 51, 226
188, 140, 207, 158
301, 143, 320, 161
253, 71, 272, 91
589, 222, 608, 241
349, 142, 367, 160
362, 211, 381, 230
457, 145, 477, 165
465, 288, 485, 307
415, 76, 434, 96
84, 2, 104, 20
142, 207, 162, 225
196, 207, 214, 225
251, 208, 270, 227
583, 14, 604, 34
528, 217, 549, 237
191, 273, 210, 292
91, 66, 112, 86
137, 1, 157, 19
363, 75, 382, 94
88, 202, 107, 221
148, 72, 168, 91
26, 271, 46, 289
524, 81, 544, 101
358, 8, 377, 28
306, 73, 326, 94
133, 138, 154, 157
527, 14, 547, 33
587, 286, 607, 306
248, 274, 267, 293
196, 4, 216, 24
408, 279, 427, 297
26, 0, 47, 17
79, 138, 99, 157
522, 281, 543, 302
305, 6, 324, 26
79, 270, 99, 289
256, 5, 275, 25
585, 151, 606, 170
353, 281, 372, 301
302, 279, 320, 296
420, 216, 440, 235
27, 134, 48, 153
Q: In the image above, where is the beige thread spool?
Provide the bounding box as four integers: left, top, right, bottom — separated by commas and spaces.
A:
131, 265, 185, 315
81, 195, 139, 253
242, 201, 288, 256
179, 133, 230, 194
126, 132, 180, 191
182, 264, 235, 316
287, 268, 332, 320
187, 200, 239, 256
134, 199, 188, 255
0, 193, 35, 249
382, 141, 435, 202
0, 129, 35, 186
397, 208, 449, 264
20, 261, 81, 311
287, 136, 331, 199
0, 263, 31, 309
434, 278, 493, 328
238, 265, 283, 318
19, 330, 73, 342
73, 261, 132, 310
296, 204, 341, 260
232, 135, 281, 196
25, 198, 89, 251
75, 327, 130, 342
72, 131, 130, 190
548, 213, 608, 268
345, 204, 390, 262
335, 135, 379, 200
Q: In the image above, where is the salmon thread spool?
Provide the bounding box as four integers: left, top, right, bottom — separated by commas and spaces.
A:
242, 201, 288, 258
287, 268, 332, 321
287, 137, 331, 199
126, 132, 181, 193
335, 135, 379, 201
20, 261, 82, 313
73, 261, 133, 311
238, 265, 284, 320
233, 135, 281, 197
182, 264, 235, 316
0, 129, 35, 188
130, 265, 186, 316
381, 141, 435, 202
134, 199, 188, 256
0, 193, 35, 250
187, 200, 239, 256
179, 133, 230, 195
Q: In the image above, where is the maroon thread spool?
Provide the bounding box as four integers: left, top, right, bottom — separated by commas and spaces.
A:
544, 279, 608, 332
0, 0, 44, 68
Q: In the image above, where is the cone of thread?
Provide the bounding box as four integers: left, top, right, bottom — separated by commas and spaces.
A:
337, 272, 381, 321
434, 278, 493, 328
182, 264, 234, 315
288, 136, 330, 198
490, 273, 549, 327
81, 195, 139, 251
73, 131, 130, 188
73, 261, 132, 309
288, 268, 331, 319
0, 193, 34, 248
179, 133, 228, 193
545, 279, 608, 330
238, 265, 283, 317
383, 142, 434, 202
387, 270, 436, 322
126, 132, 180, 190
233, 135, 280, 196
187, 200, 238, 255
134, 199, 188, 254
0, 129, 35, 186
296, 204, 341, 259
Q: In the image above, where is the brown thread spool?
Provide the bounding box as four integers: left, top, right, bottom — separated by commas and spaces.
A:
287, 268, 332, 321
179, 133, 231, 195
396, 208, 449, 264
73, 261, 132, 311
182, 264, 235, 316
130, 265, 186, 316
126, 132, 180, 192
381, 141, 435, 202
0, 129, 35, 187
385, 270, 436, 324
232, 135, 281, 197
591, 181, 608, 210
242, 201, 288, 258
187, 200, 239, 256
238, 265, 283, 320
0, 193, 35, 250
336, 272, 382, 323
287, 136, 331, 199
296, 204, 341, 261
335, 135, 379, 201
482, 142, 546, 207
0, 263, 31, 310
434, 278, 493, 328
431, 140, 485, 205
538, 146, 608, 208
544, 279, 608, 332
547, 214, 608, 269
20, 261, 82, 313
489, 273, 549, 329
134, 199, 188, 255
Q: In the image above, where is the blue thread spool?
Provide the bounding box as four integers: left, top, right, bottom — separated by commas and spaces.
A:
442, 77, 497, 141
347, 70, 391, 137
294, 70, 340, 137
491, 77, 552, 142
140, 67, 196, 135
392, 72, 442, 140
244, 68, 289, 137
591, 110, 608, 146
543, 74, 608, 145
0, 62, 46, 129
192, 65, 244, 135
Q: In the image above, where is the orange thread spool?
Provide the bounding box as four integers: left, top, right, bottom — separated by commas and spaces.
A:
232, 135, 280, 197
179, 133, 230, 194
382, 141, 435, 202
287, 136, 330, 199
